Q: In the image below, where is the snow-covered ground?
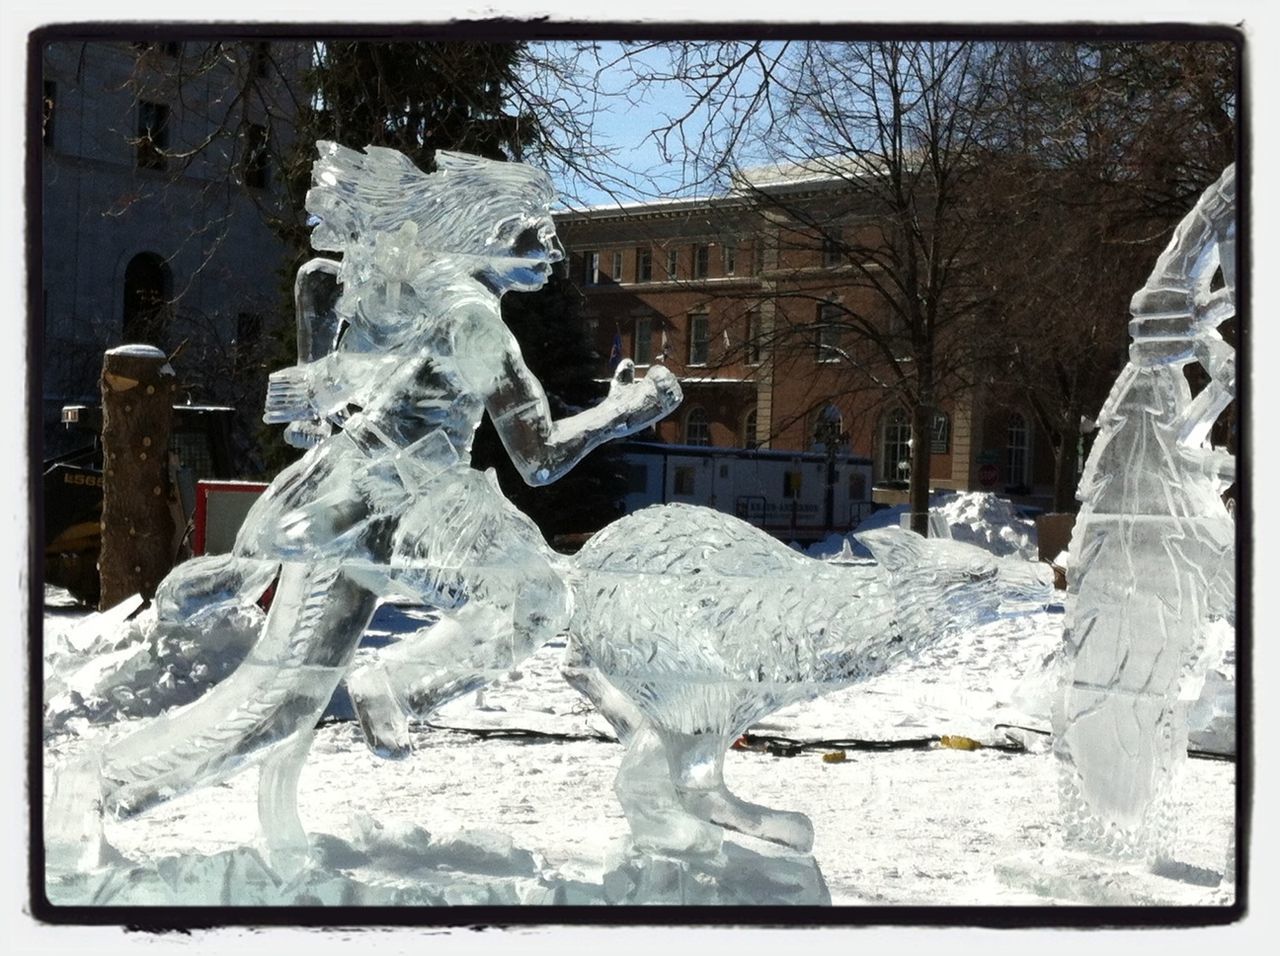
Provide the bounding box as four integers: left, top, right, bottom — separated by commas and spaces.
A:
37, 494, 1237, 910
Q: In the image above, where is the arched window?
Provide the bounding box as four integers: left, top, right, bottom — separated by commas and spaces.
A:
122, 252, 171, 346
742, 409, 758, 449
1007, 412, 1031, 489
685, 406, 711, 447
880, 408, 912, 483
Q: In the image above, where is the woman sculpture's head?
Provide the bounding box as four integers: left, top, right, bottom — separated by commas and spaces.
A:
305, 142, 563, 290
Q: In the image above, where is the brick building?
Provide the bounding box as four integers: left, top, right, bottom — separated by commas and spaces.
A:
554, 170, 1059, 510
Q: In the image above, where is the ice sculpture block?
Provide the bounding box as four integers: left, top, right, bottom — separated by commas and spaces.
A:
562, 503, 1053, 860
45, 142, 681, 875
1052, 166, 1236, 862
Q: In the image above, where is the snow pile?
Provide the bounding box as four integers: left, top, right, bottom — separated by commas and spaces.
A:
934, 492, 1038, 559
808, 491, 1038, 561
1187, 618, 1237, 755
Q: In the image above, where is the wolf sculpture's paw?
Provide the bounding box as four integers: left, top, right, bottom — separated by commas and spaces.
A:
346, 665, 413, 760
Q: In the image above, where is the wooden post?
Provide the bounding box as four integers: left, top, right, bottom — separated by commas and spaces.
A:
98, 345, 178, 610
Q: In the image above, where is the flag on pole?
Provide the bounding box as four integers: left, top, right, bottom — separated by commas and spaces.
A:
608, 330, 623, 369
660, 329, 669, 362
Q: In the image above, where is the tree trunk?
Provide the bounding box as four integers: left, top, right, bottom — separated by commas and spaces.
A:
1051, 419, 1082, 513
98, 345, 178, 610
909, 401, 933, 535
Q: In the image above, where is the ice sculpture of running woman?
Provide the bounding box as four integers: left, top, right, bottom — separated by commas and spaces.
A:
1052, 165, 1236, 864
46, 143, 681, 873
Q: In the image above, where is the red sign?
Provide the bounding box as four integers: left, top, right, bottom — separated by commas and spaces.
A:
977, 464, 1000, 487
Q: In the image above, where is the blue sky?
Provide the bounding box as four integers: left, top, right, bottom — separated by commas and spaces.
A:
539, 40, 775, 210
541, 41, 703, 209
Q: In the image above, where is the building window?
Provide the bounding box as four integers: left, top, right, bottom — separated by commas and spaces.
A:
43, 81, 55, 149
931, 411, 951, 454
636, 247, 652, 282
742, 409, 758, 449
881, 408, 912, 483
583, 251, 599, 285
688, 313, 709, 366
1007, 412, 1031, 489
666, 248, 679, 279
822, 232, 842, 267
611, 250, 623, 282
674, 465, 697, 495
745, 311, 762, 365
634, 317, 653, 365
694, 244, 710, 279
684, 407, 711, 446
137, 100, 170, 169
815, 303, 843, 362
243, 123, 269, 189
723, 244, 736, 276
122, 252, 171, 346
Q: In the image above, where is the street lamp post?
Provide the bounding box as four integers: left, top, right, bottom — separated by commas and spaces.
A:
814, 405, 848, 535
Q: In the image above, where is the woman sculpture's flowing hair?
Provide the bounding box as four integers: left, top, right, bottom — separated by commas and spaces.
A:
305, 141, 557, 257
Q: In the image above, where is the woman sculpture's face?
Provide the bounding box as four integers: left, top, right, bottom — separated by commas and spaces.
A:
488, 215, 564, 292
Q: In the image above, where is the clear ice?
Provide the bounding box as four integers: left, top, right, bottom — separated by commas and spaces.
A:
1052, 165, 1236, 862
562, 504, 1052, 859
45, 142, 682, 873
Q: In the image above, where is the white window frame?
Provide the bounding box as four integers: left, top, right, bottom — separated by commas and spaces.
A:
1007, 412, 1031, 488
881, 408, 912, 483
694, 244, 709, 279
634, 316, 653, 365
688, 313, 709, 366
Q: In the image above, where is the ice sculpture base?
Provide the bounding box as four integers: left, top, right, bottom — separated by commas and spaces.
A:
44, 822, 586, 907
601, 837, 830, 905
994, 847, 1232, 907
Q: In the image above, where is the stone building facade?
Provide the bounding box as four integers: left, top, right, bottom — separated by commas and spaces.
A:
39, 39, 301, 459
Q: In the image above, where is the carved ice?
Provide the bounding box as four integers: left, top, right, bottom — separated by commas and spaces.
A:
1052, 165, 1236, 862
562, 503, 1052, 861
45, 142, 681, 874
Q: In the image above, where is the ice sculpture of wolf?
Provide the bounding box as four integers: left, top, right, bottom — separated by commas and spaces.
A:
1052, 165, 1236, 862
561, 503, 1053, 856
45, 143, 681, 872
